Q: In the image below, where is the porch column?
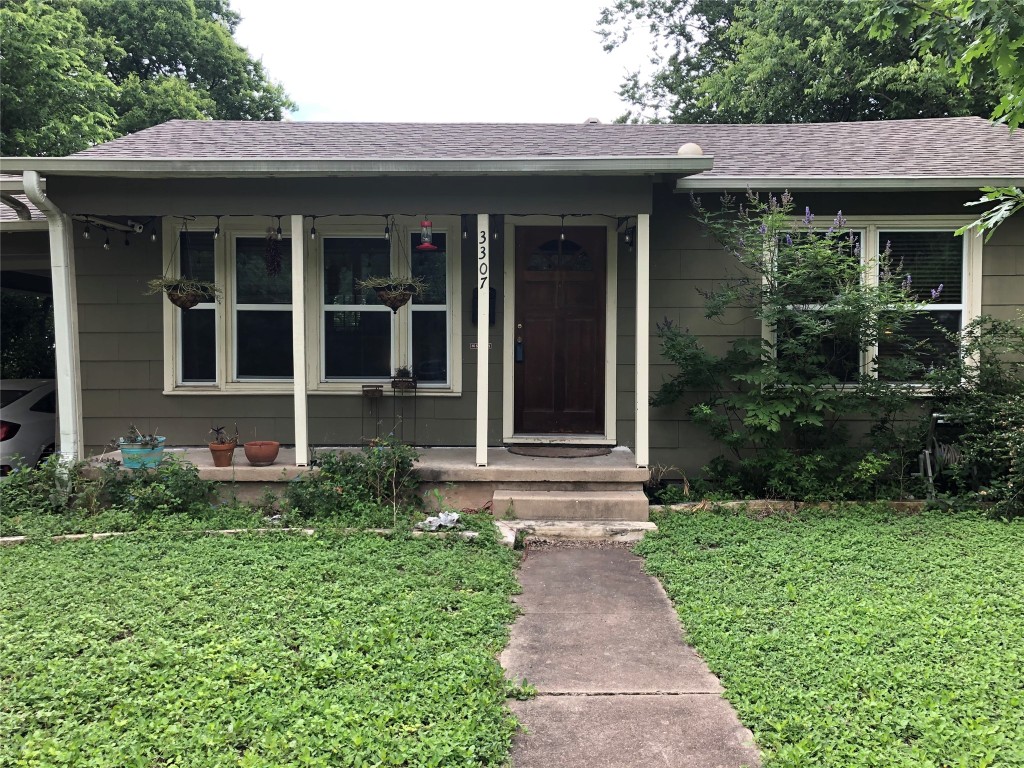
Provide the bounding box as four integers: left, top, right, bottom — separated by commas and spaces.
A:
23, 171, 83, 461
475, 214, 490, 466
291, 214, 309, 466
635, 213, 650, 468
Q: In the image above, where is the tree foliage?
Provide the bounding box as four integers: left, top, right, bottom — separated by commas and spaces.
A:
653, 191, 928, 499
598, 0, 999, 123
0, 0, 295, 157
866, 0, 1024, 131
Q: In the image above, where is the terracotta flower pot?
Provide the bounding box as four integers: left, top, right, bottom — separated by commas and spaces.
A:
244, 440, 280, 466
208, 441, 237, 467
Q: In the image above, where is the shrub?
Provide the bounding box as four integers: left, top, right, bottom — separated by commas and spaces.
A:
926, 314, 1024, 517
655, 191, 927, 499
286, 438, 421, 527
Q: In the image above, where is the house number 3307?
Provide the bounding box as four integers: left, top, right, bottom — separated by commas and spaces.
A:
478, 230, 489, 290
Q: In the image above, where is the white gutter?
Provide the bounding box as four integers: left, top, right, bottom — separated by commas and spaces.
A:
22, 171, 84, 462
1, 156, 714, 178
677, 175, 1024, 191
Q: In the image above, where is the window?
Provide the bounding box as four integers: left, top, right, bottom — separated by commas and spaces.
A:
322, 236, 392, 379
178, 230, 217, 384
233, 236, 293, 380
410, 232, 450, 384
775, 230, 863, 383
877, 230, 964, 378
165, 216, 461, 394
766, 220, 980, 384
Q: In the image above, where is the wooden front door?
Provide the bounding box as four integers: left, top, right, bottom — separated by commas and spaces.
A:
514, 226, 606, 434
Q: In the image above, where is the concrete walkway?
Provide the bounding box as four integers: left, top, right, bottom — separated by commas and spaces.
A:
501, 546, 761, 768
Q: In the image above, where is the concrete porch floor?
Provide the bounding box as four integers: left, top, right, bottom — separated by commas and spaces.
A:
90, 445, 651, 509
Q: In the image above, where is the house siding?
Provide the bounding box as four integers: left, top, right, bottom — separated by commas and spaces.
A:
637, 185, 1024, 473
53, 185, 1024, 464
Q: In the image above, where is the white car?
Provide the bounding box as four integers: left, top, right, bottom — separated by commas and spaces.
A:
1, 379, 57, 475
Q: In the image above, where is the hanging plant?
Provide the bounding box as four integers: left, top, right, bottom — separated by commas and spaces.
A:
146, 276, 221, 309
356, 275, 428, 313
146, 219, 221, 309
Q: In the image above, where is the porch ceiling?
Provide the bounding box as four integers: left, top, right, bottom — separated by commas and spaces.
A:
37, 174, 664, 216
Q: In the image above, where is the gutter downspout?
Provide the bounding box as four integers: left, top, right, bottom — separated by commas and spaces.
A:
22, 171, 84, 461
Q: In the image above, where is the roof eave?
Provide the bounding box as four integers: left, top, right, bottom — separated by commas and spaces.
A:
1, 156, 714, 178
676, 175, 1024, 191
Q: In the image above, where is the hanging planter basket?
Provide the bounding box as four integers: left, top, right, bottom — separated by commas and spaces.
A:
146, 277, 221, 310
357, 276, 428, 314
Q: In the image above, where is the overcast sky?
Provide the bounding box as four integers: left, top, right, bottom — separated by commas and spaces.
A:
230, 0, 651, 123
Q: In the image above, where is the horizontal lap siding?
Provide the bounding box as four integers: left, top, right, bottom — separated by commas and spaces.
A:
73, 221, 487, 454
636, 186, 1024, 476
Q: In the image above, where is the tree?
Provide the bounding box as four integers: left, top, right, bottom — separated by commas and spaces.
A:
0, 0, 118, 156
0, 0, 295, 157
866, 0, 1024, 131
598, 0, 999, 123
652, 191, 927, 498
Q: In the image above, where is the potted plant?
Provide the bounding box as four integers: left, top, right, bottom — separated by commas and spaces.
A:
356, 275, 428, 313
208, 424, 238, 467
115, 423, 166, 469
244, 439, 280, 466
391, 365, 416, 390
146, 276, 221, 310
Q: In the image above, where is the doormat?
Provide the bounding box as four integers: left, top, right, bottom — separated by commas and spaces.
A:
507, 445, 612, 459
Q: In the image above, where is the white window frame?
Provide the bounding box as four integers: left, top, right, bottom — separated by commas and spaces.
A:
162, 215, 463, 395
762, 216, 983, 384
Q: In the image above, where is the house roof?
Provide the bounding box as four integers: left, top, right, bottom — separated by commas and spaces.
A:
2, 117, 1021, 187
65, 116, 1023, 177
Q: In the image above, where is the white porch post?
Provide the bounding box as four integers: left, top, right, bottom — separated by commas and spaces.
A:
475, 214, 490, 466
291, 215, 309, 466
23, 171, 83, 461
635, 213, 650, 469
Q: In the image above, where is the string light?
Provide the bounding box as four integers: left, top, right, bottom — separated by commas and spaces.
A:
102, 231, 111, 250
213, 215, 221, 240
560, 214, 566, 241
82, 224, 90, 240
275, 216, 282, 239
383, 215, 391, 241
309, 216, 317, 240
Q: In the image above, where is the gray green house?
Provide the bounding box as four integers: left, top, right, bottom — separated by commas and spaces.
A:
2, 117, 1023, 477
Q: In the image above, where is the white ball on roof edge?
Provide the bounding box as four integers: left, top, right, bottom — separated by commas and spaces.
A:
677, 143, 704, 156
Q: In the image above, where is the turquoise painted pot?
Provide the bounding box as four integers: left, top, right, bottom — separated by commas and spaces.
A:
119, 437, 166, 469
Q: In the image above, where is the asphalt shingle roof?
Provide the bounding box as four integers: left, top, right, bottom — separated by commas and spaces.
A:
69, 117, 1024, 179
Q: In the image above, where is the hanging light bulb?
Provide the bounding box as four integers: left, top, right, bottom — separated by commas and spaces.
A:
103, 232, 111, 250
150, 226, 157, 243
82, 224, 91, 240
275, 216, 282, 239
214, 215, 221, 240
559, 215, 566, 241
124, 232, 130, 247
416, 217, 438, 251
309, 216, 317, 240
624, 230, 632, 245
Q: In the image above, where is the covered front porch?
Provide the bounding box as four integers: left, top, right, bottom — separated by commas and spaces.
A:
7, 137, 712, 473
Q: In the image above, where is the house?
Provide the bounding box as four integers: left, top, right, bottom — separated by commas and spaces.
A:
2, 117, 1023, 486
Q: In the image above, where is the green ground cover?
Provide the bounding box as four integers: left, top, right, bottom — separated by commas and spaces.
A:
638, 505, 1024, 768
1, 532, 520, 767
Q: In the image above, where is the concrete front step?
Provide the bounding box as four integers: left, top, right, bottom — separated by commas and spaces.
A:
493, 489, 650, 521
